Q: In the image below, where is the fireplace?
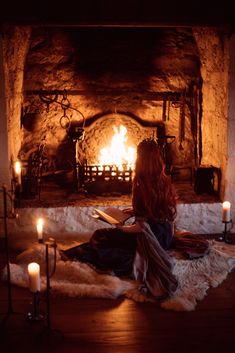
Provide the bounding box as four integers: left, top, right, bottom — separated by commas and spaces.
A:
0, 24, 235, 216
11, 26, 202, 198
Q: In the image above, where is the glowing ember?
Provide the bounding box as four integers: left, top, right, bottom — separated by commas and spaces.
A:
99, 125, 136, 169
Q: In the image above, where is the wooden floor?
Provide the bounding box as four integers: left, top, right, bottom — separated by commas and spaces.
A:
1, 240, 235, 353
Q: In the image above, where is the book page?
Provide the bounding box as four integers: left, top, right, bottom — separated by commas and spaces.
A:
94, 207, 130, 225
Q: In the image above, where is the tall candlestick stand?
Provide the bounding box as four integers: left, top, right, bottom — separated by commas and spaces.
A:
222, 220, 233, 244
0, 185, 20, 329
1, 186, 13, 317
45, 238, 57, 329
45, 242, 51, 329
217, 219, 233, 243
34, 238, 63, 344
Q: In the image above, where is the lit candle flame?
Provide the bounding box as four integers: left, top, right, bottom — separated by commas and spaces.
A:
14, 161, 22, 185
14, 161, 21, 175
36, 218, 44, 242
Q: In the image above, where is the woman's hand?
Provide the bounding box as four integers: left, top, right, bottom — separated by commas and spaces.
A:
122, 207, 134, 216
116, 222, 142, 233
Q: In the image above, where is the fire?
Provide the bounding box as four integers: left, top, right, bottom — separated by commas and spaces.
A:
99, 125, 136, 169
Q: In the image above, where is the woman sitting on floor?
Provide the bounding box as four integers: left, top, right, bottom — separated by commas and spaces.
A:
62, 138, 209, 300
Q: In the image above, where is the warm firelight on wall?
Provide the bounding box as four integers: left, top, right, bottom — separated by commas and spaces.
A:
98, 125, 136, 170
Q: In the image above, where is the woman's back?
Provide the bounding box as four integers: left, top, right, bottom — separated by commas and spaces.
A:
132, 138, 177, 223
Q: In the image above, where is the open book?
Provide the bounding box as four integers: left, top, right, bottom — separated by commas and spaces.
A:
92, 207, 133, 225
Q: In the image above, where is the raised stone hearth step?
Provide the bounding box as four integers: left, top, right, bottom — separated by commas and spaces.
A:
3, 202, 227, 252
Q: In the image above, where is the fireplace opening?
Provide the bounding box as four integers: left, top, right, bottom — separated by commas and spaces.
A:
16, 106, 221, 206
81, 123, 135, 195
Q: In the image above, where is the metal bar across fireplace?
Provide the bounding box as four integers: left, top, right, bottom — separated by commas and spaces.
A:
83, 164, 133, 182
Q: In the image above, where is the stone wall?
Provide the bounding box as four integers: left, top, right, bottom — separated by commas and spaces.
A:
193, 27, 229, 198
2, 25, 31, 164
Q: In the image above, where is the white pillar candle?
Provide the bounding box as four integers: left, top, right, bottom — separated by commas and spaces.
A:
28, 262, 40, 292
14, 161, 22, 185
36, 218, 44, 242
222, 201, 231, 222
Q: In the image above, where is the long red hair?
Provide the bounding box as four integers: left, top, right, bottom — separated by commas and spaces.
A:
132, 139, 176, 222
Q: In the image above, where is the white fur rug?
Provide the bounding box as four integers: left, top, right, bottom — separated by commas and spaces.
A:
2, 241, 235, 311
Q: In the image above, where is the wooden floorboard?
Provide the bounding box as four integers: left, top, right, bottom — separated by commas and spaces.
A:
1, 241, 235, 353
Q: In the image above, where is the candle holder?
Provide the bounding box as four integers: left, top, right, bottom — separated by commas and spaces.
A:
11, 173, 22, 208
218, 220, 233, 243
27, 291, 44, 322
44, 238, 57, 329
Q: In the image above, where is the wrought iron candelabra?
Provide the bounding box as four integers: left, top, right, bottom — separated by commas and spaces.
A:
0, 184, 62, 342
33, 237, 63, 343
26, 237, 57, 327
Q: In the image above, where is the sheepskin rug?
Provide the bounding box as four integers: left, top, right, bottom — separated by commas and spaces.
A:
2, 241, 235, 311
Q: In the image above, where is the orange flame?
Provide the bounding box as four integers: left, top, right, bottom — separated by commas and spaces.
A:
99, 125, 136, 169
